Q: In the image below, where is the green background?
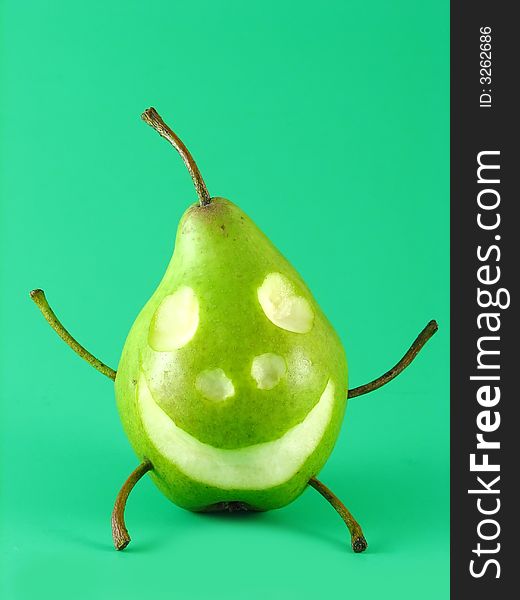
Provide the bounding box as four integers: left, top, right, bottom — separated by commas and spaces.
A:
1, 1, 449, 598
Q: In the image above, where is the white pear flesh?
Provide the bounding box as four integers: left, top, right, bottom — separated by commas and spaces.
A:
196, 368, 235, 401
251, 353, 287, 390
257, 272, 314, 333
148, 286, 199, 351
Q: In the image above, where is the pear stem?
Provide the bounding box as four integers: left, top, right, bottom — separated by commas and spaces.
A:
29, 289, 116, 381
348, 320, 438, 399
309, 477, 367, 553
112, 460, 154, 551
141, 107, 211, 207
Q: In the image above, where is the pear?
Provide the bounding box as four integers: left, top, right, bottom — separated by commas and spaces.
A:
116, 193, 347, 511
30, 108, 438, 553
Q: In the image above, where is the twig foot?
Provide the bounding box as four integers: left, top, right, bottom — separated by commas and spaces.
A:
309, 476, 368, 553
112, 460, 153, 551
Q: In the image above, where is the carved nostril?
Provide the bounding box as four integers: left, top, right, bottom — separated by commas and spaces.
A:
251, 353, 287, 390
196, 368, 235, 401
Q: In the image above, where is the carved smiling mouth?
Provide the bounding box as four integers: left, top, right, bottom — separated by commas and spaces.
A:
137, 372, 335, 490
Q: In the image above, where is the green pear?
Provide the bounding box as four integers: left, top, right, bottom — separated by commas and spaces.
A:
30, 107, 438, 552
115, 195, 347, 511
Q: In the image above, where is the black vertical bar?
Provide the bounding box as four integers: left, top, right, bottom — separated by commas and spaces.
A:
451, 2, 517, 597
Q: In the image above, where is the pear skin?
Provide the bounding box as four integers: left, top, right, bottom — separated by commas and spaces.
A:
115, 197, 347, 510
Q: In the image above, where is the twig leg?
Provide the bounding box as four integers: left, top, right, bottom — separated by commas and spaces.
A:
309, 476, 368, 553
29, 289, 117, 380
112, 460, 153, 551
348, 319, 438, 398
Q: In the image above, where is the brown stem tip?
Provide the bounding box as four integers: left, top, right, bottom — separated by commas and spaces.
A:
352, 535, 368, 553
141, 107, 211, 207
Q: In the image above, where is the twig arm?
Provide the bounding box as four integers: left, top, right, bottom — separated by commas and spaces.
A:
348, 320, 438, 399
30, 289, 117, 381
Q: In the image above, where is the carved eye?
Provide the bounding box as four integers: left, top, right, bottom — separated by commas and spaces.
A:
257, 273, 314, 333
148, 287, 199, 351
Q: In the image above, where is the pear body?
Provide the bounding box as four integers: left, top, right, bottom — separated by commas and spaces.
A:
115, 198, 347, 511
